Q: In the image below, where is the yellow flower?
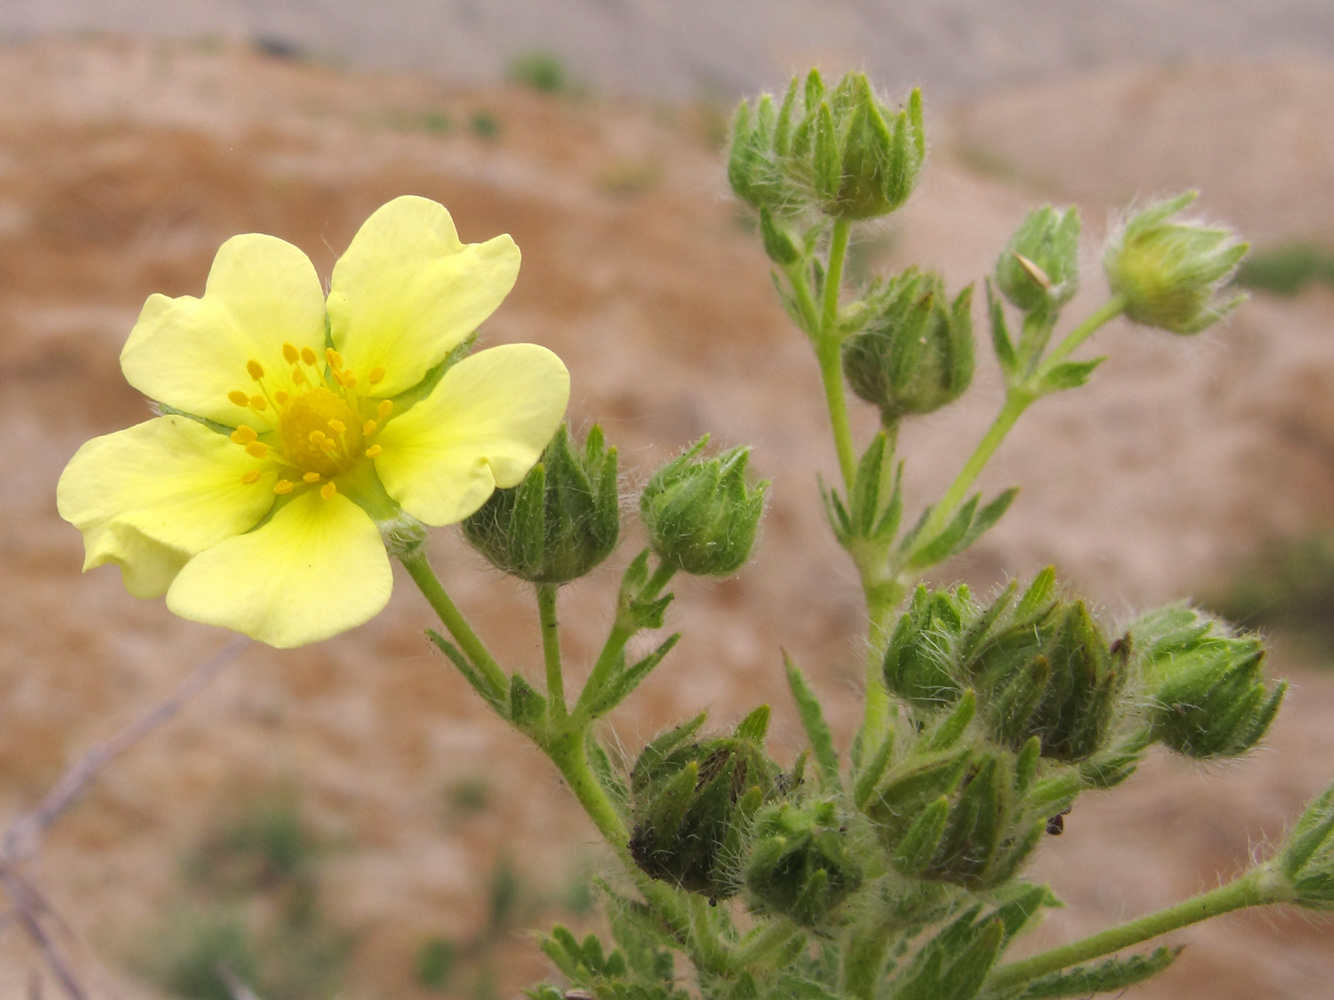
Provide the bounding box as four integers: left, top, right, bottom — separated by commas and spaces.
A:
57, 196, 570, 647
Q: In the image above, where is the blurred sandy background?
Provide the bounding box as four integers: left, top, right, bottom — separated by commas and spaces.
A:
2, 5, 1334, 999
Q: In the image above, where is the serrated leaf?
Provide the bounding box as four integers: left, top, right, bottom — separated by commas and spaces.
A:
783, 652, 842, 792
959, 488, 1019, 552
1037, 357, 1105, 393
587, 634, 682, 719
1001, 946, 1182, 999
906, 494, 980, 570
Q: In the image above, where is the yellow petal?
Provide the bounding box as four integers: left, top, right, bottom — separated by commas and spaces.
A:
57, 416, 277, 580
373, 343, 569, 525
87, 523, 190, 599
327, 196, 521, 398
120, 234, 327, 425
166, 489, 393, 648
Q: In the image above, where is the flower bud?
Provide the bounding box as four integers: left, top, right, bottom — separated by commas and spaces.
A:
1103, 192, 1248, 334
743, 798, 863, 926
882, 583, 967, 711
841, 268, 974, 423
995, 205, 1080, 316
640, 437, 768, 576
727, 93, 799, 214
1142, 628, 1285, 760
463, 425, 619, 584
628, 707, 780, 900
968, 597, 1125, 763
1276, 782, 1334, 910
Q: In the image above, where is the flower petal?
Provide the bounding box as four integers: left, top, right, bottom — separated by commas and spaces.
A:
120, 234, 328, 426
327, 196, 521, 398
374, 343, 569, 525
57, 416, 278, 590
166, 489, 393, 648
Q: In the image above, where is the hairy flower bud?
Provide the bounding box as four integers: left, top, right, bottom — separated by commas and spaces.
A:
1276, 782, 1334, 910
1103, 192, 1248, 334
1131, 606, 1285, 759
640, 437, 768, 576
995, 205, 1081, 316
628, 707, 780, 900
842, 268, 974, 423
463, 425, 619, 584
744, 798, 863, 926
882, 583, 967, 711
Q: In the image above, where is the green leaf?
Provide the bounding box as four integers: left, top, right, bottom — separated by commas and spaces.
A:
586, 634, 682, 719
426, 630, 507, 713
852, 729, 896, 809
906, 494, 980, 570
998, 946, 1181, 999
1037, 357, 1105, 393
987, 280, 1018, 379
783, 652, 842, 792
509, 674, 548, 738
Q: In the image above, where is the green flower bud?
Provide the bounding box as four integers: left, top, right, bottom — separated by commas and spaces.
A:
882, 583, 967, 711
968, 597, 1125, 763
1103, 192, 1249, 334
995, 205, 1081, 316
867, 749, 1043, 889
463, 425, 619, 584
628, 707, 781, 900
1275, 782, 1334, 910
744, 798, 863, 926
728, 93, 799, 214
842, 268, 974, 423
1137, 618, 1285, 759
640, 437, 768, 576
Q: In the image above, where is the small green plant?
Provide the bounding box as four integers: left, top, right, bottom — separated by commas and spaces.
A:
1208, 531, 1334, 649
470, 110, 501, 139
1233, 242, 1334, 295
415, 936, 459, 992
507, 50, 569, 94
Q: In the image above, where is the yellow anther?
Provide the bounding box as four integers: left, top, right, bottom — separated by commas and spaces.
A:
300, 346, 318, 367
274, 480, 295, 495
362, 420, 377, 436
228, 390, 249, 407
326, 348, 344, 370
327, 418, 346, 434
303, 471, 321, 483
245, 441, 268, 458
368, 366, 385, 384
246, 359, 265, 381
282, 343, 299, 364
365, 444, 383, 458
308, 429, 327, 445
292, 368, 307, 385
274, 390, 290, 405
343, 372, 358, 389
240, 469, 261, 485
320, 482, 337, 500
230, 426, 258, 445
249, 395, 267, 411
377, 399, 393, 418
320, 438, 338, 453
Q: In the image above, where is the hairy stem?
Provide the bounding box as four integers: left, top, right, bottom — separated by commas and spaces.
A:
1041, 294, 1127, 370
402, 549, 508, 698
536, 582, 566, 719
816, 219, 857, 492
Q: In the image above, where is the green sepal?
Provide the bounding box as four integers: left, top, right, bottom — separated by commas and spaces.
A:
783, 652, 842, 792
892, 908, 1006, 1000
852, 729, 896, 810
891, 795, 951, 876
1035, 357, 1105, 394
924, 689, 977, 751
1278, 782, 1334, 909
616, 549, 675, 631
867, 749, 970, 844
760, 206, 802, 265
509, 673, 548, 739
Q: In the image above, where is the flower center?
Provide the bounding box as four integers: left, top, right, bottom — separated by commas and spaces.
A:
226, 344, 392, 499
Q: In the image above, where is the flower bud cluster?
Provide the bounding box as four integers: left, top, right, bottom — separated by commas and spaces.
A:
729, 69, 926, 224
840, 268, 975, 424
1103, 192, 1248, 335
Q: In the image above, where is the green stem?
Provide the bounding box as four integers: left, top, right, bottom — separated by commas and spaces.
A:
401, 549, 508, 698
536, 582, 565, 718
1040, 294, 1126, 370
905, 391, 1031, 561
986, 868, 1283, 992
783, 260, 822, 339
816, 219, 857, 492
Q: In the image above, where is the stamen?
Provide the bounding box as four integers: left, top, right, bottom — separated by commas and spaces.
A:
249, 395, 267, 411
275, 390, 290, 405
245, 441, 268, 458
246, 360, 265, 381
320, 482, 337, 500
326, 348, 344, 370
282, 343, 299, 364
230, 426, 258, 445
274, 480, 295, 495
368, 367, 385, 385
240, 469, 261, 485
342, 371, 358, 389
377, 400, 394, 418
292, 368, 307, 385
362, 420, 377, 436
301, 346, 318, 367
320, 438, 338, 453
228, 390, 249, 407
365, 444, 383, 458
327, 419, 346, 434
303, 471, 321, 483
309, 430, 327, 445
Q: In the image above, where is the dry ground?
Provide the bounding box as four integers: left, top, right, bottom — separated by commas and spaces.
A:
0, 37, 1332, 999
